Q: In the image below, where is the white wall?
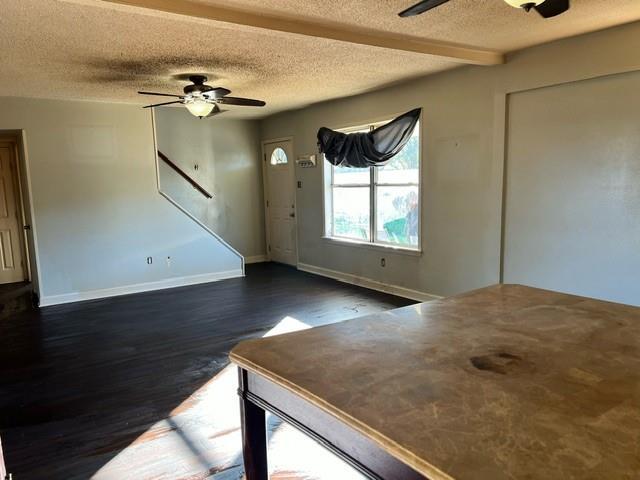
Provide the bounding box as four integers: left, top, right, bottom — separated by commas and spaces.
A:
260, 21, 640, 300
504, 69, 640, 305
0, 98, 246, 305
154, 108, 265, 259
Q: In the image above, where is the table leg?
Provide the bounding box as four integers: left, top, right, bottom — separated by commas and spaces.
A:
239, 369, 268, 480
0, 434, 6, 480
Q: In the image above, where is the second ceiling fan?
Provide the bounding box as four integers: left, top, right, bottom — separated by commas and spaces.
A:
399, 0, 570, 18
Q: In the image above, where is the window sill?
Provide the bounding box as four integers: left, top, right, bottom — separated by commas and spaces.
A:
322, 236, 422, 257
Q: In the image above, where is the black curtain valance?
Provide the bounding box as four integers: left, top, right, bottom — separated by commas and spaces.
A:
318, 108, 421, 168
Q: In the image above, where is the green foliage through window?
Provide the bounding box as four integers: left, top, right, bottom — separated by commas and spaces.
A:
329, 121, 420, 249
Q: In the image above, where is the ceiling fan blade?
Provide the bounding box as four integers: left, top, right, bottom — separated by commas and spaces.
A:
217, 96, 266, 107
398, 0, 450, 17
534, 0, 569, 18
142, 100, 184, 109
203, 87, 232, 99
138, 91, 184, 98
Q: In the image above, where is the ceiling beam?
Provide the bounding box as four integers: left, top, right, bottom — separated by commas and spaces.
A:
97, 0, 505, 65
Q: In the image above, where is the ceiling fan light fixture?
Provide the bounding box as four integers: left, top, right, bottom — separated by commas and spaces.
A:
503, 0, 544, 10
184, 97, 215, 118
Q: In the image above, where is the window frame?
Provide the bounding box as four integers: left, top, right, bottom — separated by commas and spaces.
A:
270, 146, 289, 165
323, 117, 422, 255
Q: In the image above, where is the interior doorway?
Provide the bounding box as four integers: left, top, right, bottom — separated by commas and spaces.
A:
0, 138, 29, 285
262, 138, 297, 266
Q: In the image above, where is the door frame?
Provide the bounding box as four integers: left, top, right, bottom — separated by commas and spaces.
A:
261, 137, 298, 266
0, 131, 41, 299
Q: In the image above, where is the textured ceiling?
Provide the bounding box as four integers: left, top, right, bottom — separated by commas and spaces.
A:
0, 0, 458, 118
198, 0, 640, 52
1, 0, 639, 119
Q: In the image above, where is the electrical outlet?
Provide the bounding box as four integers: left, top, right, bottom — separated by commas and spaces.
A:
146, 257, 153, 265
166, 256, 171, 267
380, 258, 386, 267
297, 181, 302, 188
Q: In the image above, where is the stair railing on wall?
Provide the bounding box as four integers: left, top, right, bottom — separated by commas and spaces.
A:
152, 111, 245, 275
154, 150, 245, 274
157, 151, 213, 199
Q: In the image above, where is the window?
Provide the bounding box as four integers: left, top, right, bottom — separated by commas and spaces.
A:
325, 120, 420, 250
270, 147, 288, 165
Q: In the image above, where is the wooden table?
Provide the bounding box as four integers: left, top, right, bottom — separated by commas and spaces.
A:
230, 284, 640, 480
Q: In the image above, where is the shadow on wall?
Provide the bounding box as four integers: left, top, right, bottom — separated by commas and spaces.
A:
154, 108, 266, 259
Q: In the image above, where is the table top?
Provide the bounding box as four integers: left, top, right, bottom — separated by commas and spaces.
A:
230, 284, 640, 480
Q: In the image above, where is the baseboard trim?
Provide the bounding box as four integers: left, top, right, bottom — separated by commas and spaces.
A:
245, 254, 269, 264
297, 263, 441, 303
40, 269, 244, 307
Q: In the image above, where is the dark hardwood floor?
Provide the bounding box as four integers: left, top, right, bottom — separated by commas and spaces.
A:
0, 262, 414, 480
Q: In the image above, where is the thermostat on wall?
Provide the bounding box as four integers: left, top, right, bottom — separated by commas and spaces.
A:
296, 154, 317, 168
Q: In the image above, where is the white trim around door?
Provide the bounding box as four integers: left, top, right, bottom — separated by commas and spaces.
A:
261, 137, 298, 266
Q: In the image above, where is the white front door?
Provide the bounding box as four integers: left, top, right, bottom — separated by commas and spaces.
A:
0, 142, 26, 284
264, 140, 297, 266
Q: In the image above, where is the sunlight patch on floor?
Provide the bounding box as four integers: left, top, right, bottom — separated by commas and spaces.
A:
262, 316, 311, 337
267, 413, 364, 480
92, 316, 363, 480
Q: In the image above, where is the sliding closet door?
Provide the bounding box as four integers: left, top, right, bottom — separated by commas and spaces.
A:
503, 70, 640, 305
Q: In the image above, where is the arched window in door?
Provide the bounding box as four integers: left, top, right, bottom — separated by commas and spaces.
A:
270, 147, 288, 165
